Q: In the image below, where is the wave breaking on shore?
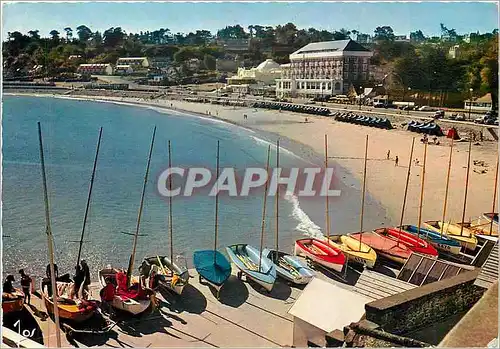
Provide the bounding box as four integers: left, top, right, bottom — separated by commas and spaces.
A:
284, 191, 323, 238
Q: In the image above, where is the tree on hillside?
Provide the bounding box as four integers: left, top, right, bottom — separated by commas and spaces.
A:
28, 30, 40, 40
374, 26, 395, 41
103, 27, 125, 47
49, 30, 60, 40
440, 23, 457, 41
64, 27, 73, 41
216, 25, 248, 39
410, 30, 426, 43
76, 25, 92, 42
275, 23, 298, 45
173, 47, 197, 63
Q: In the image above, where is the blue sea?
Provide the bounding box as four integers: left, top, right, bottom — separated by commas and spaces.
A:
2, 95, 388, 279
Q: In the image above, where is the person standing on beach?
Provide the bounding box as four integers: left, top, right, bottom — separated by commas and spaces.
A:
19, 269, 32, 304
395, 156, 399, 166
387, 150, 390, 160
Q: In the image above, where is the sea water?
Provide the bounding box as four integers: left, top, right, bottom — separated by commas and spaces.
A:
2, 95, 388, 278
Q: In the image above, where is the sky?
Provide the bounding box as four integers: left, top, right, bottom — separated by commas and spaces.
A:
2, 1, 499, 40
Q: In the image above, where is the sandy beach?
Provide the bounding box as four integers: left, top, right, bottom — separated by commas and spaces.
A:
7, 92, 499, 230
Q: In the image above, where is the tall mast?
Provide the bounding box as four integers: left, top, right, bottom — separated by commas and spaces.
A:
460, 138, 473, 236
168, 140, 174, 262
398, 138, 415, 241
127, 126, 156, 287
37, 122, 61, 348
214, 140, 220, 263
359, 135, 369, 250
258, 145, 271, 272
489, 158, 499, 235
417, 141, 428, 236
76, 127, 103, 267
275, 139, 280, 262
325, 135, 330, 241
440, 138, 454, 237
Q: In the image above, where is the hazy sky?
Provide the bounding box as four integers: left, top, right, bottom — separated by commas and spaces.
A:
2, 1, 499, 39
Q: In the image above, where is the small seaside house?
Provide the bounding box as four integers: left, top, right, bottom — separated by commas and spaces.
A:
464, 93, 493, 112
77, 63, 113, 75
114, 64, 134, 75
288, 278, 369, 347
116, 57, 150, 68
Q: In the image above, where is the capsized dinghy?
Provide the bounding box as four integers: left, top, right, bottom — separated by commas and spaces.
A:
193, 250, 231, 296
263, 249, 315, 284
423, 221, 478, 251
374, 227, 438, 257
294, 238, 346, 272
327, 235, 377, 268
226, 244, 276, 292
98, 267, 151, 316
400, 224, 461, 255
350, 232, 412, 264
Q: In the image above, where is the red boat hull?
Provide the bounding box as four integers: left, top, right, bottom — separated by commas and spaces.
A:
374, 228, 438, 257
350, 232, 412, 264
2, 295, 24, 314
294, 238, 346, 272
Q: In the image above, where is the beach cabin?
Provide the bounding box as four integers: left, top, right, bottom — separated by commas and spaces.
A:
77, 63, 113, 75
288, 278, 369, 347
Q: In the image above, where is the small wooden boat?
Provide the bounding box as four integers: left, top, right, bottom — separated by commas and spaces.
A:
2, 289, 24, 313
423, 221, 478, 251
374, 227, 438, 257
141, 255, 189, 295
400, 224, 462, 255
98, 267, 151, 315
40, 280, 98, 322
193, 250, 232, 294
349, 232, 412, 264
263, 248, 315, 284
327, 235, 377, 268
226, 244, 276, 292
460, 215, 498, 236
294, 238, 346, 272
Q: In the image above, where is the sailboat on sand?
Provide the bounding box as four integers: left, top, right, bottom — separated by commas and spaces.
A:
226, 145, 277, 292
141, 140, 189, 296
193, 140, 232, 298
263, 139, 315, 285
98, 127, 157, 315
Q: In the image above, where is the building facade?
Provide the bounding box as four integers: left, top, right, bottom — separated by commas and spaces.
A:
275, 40, 373, 98
114, 64, 134, 75
116, 57, 150, 68
77, 63, 113, 75
227, 59, 281, 86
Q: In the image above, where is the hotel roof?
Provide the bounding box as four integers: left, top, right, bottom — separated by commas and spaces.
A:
292, 39, 370, 55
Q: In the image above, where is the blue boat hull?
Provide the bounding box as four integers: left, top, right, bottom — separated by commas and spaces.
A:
193, 250, 231, 288
400, 225, 462, 255
263, 248, 315, 284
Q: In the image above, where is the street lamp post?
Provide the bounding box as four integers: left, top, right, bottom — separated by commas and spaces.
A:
359, 86, 363, 110
468, 88, 473, 120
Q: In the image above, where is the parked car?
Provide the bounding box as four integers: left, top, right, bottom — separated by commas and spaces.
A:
455, 113, 466, 121
433, 110, 445, 119
373, 102, 385, 108
418, 105, 434, 111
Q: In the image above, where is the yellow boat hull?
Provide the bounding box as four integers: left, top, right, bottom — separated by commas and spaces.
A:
328, 235, 377, 268
463, 218, 498, 236
423, 221, 478, 251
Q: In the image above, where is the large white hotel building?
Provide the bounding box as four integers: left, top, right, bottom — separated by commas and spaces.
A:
275, 39, 373, 98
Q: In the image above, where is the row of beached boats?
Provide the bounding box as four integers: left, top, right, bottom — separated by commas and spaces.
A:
8, 125, 496, 347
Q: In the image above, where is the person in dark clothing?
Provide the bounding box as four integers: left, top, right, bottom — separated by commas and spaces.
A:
43, 263, 59, 297
74, 260, 91, 299
3, 275, 15, 293
395, 156, 399, 167
46, 263, 59, 279
19, 269, 32, 304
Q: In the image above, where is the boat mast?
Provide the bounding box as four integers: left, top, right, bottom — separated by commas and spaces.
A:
359, 135, 368, 251
76, 127, 103, 267
37, 122, 62, 348
417, 141, 428, 236
459, 138, 472, 237
325, 135, 331, 241
214, 140, 220, 263
398, 137, 415, 241
258, 145, 271, 273
275, 139, 280, 262
440, 138, 454, 237
489, 158, 499, 235
168, 140, 174, 262
126, 126, 156, 287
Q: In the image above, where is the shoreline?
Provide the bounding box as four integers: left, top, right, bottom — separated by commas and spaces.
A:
5, 91, 498, 229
